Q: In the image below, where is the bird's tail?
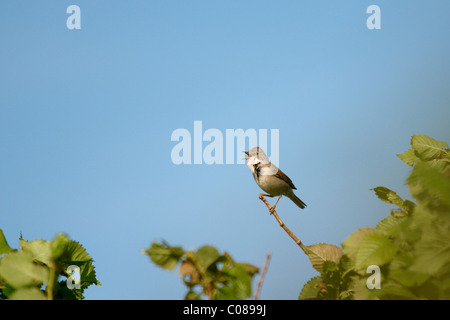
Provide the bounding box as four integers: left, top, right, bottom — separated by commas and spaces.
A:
287, 192, 307, 209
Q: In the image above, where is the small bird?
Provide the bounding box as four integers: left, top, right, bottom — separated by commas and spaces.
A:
244, 147, 306, 212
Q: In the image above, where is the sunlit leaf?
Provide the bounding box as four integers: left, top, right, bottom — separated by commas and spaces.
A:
143, 241, 184, 271
0, 251, 49, 288
411, 134, 449, 162
298, 276, 323, 300
342, 227, 376, 261
0, 229, 14, 255
372, 186, 404, 207
397, 148, 419, 166
8, 287, 47, 300
306, 243, 344, 273
354, 232, 398, 273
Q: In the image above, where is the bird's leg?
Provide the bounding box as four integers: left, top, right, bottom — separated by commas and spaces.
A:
259, 194, 281, 215
269, 195, 282, 214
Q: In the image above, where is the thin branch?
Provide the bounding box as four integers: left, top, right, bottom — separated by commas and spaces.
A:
259, 194, 309, 256
254, 250, 272, 300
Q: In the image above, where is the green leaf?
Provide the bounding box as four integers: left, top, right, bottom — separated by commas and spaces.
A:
8, 287, 47, 300
411, 135, 449, 162
62, 241, 101, 288
368, 284, 418, 300
306, 243, 344, 273
219, 264, 253, 300
53, 280, 85, 300
350, 275, 372, 300
143, 241, 184, 271
410, 221, 450, 276
376, 214, 406, 236
0, 229, 14, 255
318, 261, 343, 299
236, 262, 259, 277
194, 246, 220, 273
0, 232, 98, 300
342, 227, 376, 261
0, 251, 49, 288
397, 148, 420, 166
19, 238, 52, 266
389, 269, 429, 287
50, 233, 70, 259
372, 187, 405, 207
354, 232, 398, 273
409, 165, 450, 207
215, 285, 235, 300
298, 276, 323, 300
402, 200, 416, 214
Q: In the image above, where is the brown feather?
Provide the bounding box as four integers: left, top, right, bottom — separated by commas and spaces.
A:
275, 169, 297, 190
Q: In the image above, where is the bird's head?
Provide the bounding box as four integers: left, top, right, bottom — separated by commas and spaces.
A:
244, 147, 270, 172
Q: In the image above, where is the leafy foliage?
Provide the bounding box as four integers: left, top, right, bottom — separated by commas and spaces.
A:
0, 231, 100, 300
143, 240, 259, 300
3, 134, 448, 300
299, 134, 450, 299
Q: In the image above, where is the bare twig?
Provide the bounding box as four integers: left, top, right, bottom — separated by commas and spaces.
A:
259, 194, 309, 256
254, 251, 272, 300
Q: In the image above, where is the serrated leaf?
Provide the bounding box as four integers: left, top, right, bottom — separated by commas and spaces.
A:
143, 241, 184, 271
306, 243, 344, 273
0, 229, 14, 255
372, 187, 404, 207
376, 215, 406, 236
298, 276, 323, 300
397, 149, 419, 166
342, 227, 376, 261
62, 241, 101, 288
411, 135, 449, 162
0, 229, 14, 254
0, 251, 49, 288
355, 232, 398, 273
19, 239, 52, 266
53, 280, 85, 300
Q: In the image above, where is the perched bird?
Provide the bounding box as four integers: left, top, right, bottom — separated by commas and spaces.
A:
244, 147, 306, 212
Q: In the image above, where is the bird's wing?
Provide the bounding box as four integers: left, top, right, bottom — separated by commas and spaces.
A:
274, 169, 297, 190
259, 163, 297, 190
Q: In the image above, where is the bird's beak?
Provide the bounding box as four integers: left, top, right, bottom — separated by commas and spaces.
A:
243, 151, 249, 156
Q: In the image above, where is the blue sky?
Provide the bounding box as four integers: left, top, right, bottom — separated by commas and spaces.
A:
1, 1, 449, 299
